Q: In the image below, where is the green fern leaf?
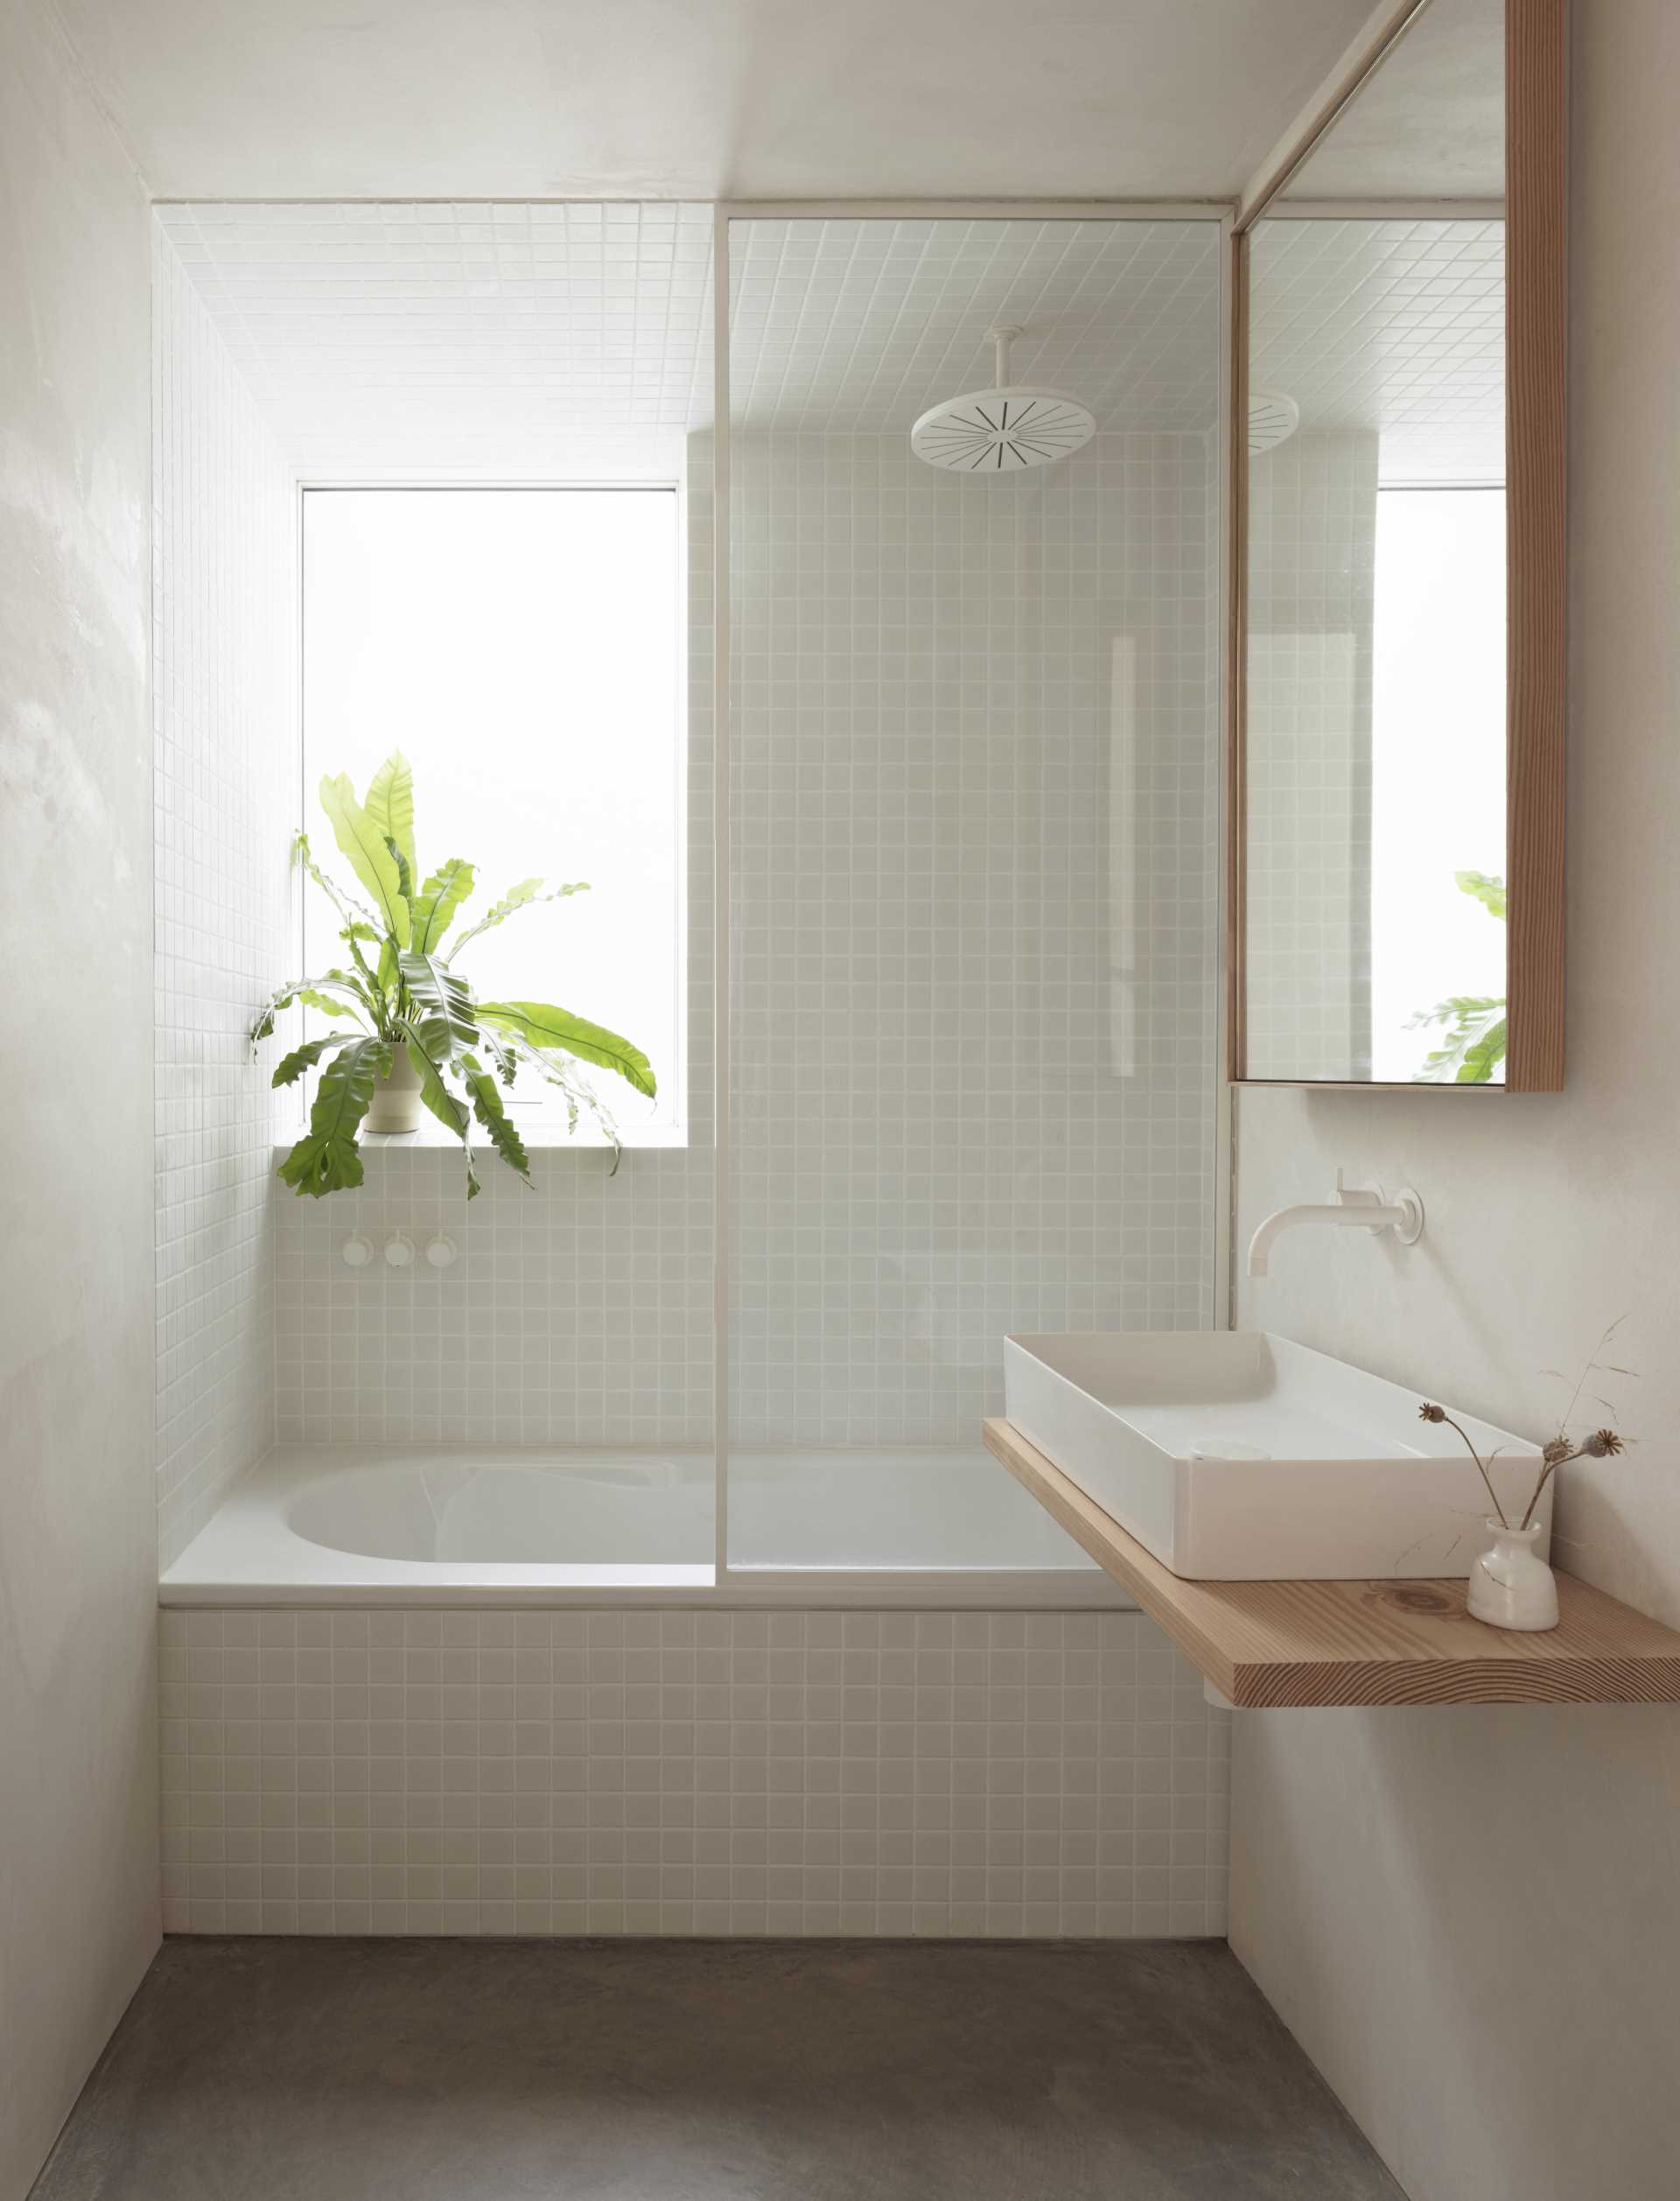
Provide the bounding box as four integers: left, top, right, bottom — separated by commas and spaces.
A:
496, 1027, 623, 1173
271, 1034, 354, 1088
410, 859, 476, 954
444, 877, 586, 962
249, 973, 369, 1048
363, 750, 416, 878
296, 987, 363, 1020
399, 950, 479, 1056
293, 831, 378, 933
478, 999, 654, 1097
1455, 870, 1507, 921
462, 1054, 532, 1186
318, 774, 410, 945
276, 1038, 388, 1196
384, 838, 413, 904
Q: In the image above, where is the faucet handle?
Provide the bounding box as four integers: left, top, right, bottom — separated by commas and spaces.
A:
1333, 1170, 1425, 1244
1332, 1168, 1382, 1211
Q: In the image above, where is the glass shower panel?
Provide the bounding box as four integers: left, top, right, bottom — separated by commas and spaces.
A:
724, 216, 1223, 1569
265, 204, 718, 1555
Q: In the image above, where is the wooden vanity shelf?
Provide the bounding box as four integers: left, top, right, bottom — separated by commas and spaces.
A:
984, 1419, 1680, 1708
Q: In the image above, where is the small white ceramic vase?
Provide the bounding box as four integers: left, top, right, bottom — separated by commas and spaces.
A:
1467, 1518, 1559, 1632
364, 1048, 423, 1133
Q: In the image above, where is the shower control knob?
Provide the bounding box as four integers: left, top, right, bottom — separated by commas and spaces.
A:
425, 1234, 457, 1270
341, 1234, 374, 1268
383, 1232, 416, 1269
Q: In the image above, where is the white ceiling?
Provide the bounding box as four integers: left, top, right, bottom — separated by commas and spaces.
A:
1250, 219, 1505, 481
62, 0, 1376, 201
158, 205, 1221, 470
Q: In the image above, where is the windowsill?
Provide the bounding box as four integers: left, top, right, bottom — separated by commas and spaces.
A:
271, 1120, 688, 1155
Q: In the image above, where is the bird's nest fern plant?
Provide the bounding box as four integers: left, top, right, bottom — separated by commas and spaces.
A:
1407, 870, 1508, 1083
250, 750, 655, 1198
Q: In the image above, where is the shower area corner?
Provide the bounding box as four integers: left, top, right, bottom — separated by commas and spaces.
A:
152, 200, 1230, 1938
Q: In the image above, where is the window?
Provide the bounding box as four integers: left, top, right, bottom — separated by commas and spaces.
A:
301, 487, 685, 1142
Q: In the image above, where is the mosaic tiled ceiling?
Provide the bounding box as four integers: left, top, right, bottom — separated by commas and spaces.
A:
157, 201, 717, 474
726, 219, 1220, 434
1250, 218, 1506, 483
158, 204, 1222, 470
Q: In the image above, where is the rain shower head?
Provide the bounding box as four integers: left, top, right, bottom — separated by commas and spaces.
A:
1248, 389, 1299, 454
911, 326, 1096, 473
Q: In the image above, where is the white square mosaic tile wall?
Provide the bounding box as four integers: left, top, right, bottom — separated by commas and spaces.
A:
274, 1147, 715, 1444
728, 431, 1220, 1445
161, 1608, 1229, 1938
1244, 431, 1378, 1083
153, 228, 299, 1565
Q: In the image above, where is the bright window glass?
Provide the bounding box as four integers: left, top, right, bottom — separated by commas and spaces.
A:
302, 487, 685, 1140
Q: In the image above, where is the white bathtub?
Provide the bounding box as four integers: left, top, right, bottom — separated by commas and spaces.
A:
160, 1445, 1125, 1608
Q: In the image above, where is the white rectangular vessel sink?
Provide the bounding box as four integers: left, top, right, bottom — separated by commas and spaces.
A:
1004, 1332, 1548, 1581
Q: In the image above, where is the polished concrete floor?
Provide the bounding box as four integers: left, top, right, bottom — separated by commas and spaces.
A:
32, 1938, 1403, 2199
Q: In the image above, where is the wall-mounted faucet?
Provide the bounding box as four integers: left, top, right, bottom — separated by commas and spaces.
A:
1247, 1170, 1424, 1278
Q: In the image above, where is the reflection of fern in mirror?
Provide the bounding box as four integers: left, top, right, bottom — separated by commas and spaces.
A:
249, 749, 655, 1197
1406, 870, 1507, 1083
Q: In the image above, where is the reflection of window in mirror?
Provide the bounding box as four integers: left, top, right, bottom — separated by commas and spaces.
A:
1371, 486, 1507, 1083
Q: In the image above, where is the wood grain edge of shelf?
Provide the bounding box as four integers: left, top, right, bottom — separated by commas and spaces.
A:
982, 1418, 1680, 1709
1236, 1654, 1680, 1710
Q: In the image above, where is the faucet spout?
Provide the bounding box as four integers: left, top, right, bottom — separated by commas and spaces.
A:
1246, 1176, 1424, 1277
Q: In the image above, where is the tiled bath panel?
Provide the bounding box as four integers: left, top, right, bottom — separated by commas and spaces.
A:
161, 1609, 1230, 1939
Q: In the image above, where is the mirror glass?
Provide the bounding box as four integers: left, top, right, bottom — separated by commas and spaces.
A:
1243, 0, 1508, 1083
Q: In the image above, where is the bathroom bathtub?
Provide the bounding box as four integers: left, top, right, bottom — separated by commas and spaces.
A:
160, 1445, 1126, 1609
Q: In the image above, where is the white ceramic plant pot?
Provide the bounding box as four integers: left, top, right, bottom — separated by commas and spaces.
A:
1466, 1518, 1559, 1632
364, 1047, 423, 1134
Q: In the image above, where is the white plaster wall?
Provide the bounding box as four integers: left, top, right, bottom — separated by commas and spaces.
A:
153, 228, 298, 1566
0, 4, 160, 2195
1228, 6, 1680, 2197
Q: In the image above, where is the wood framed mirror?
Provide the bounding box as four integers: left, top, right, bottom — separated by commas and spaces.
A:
1228, 0, 1565, 1090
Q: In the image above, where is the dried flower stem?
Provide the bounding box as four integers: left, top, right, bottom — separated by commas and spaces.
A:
1518, 1430, 1623, 1531
1554, 1316, 1629, 1433
1420, 1333, 1631, 1546
1518, 1461, 1568, 1533
1422, 1390, 1627, 1535
1432, 1411, 1509, 1529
